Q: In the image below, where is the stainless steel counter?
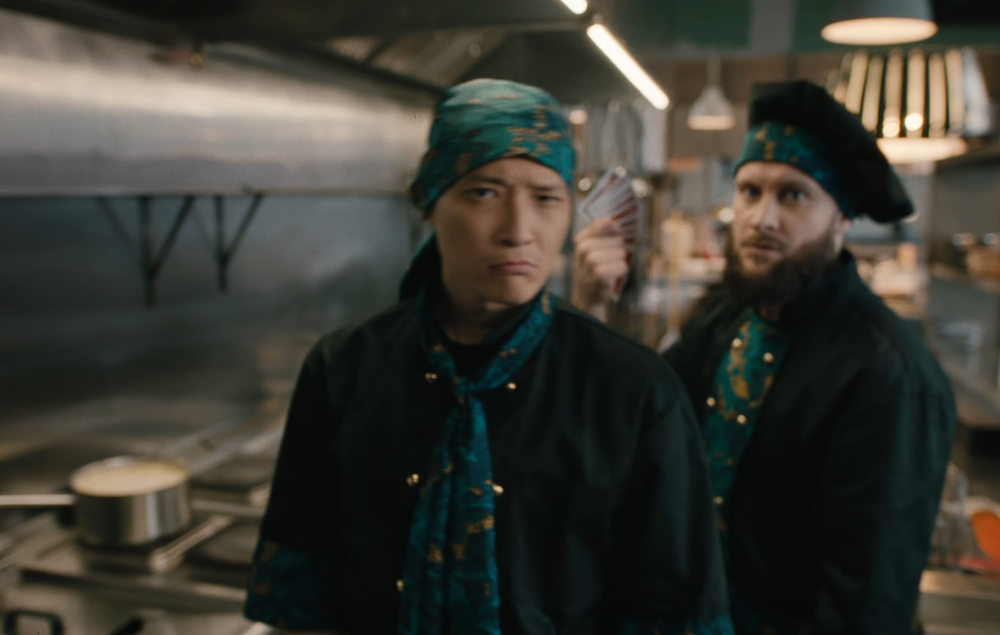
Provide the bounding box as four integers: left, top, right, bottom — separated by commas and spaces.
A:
0, 395, 284, 634
2, 582, 268, 635
920, 570, 1000, 635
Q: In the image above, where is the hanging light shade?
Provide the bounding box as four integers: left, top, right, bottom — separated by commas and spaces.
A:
822, 0, 938, 46
688, 56, 735, 130
825, 47, 992, 164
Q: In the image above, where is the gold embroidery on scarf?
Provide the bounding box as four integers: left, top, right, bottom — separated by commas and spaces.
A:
466, 516, 495, 535
428, 544, 444, 563
727, 323, 752, 400
455, 153, 473, 175
504, 125, 563, 157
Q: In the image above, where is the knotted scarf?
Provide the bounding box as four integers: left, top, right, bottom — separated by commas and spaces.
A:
397, 288, 554, 635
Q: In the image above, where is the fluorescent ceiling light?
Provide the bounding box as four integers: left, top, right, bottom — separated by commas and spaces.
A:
876, 138, 967, 164
559, 0, 588, 15
586, 24, 669, 110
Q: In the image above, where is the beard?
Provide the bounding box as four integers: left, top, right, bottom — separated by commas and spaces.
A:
723, 227, 840, 308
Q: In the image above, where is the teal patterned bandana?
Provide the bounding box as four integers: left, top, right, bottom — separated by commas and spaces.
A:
737, 122, 858, 219
409, 78, 575, 214
398, 288, 555, 635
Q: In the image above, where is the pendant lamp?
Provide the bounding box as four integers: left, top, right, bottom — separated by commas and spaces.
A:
822, 0, 938, 46
687, 56, 735, 130
825, 47, 992, 164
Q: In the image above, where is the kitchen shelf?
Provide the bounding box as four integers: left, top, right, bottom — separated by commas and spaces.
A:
931, 263, 1000, 296
934, 348, 1000, 430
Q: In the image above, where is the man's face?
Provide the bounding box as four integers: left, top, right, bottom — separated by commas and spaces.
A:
428, 157, 572, 309
726, 161, 853, 306
732, 161, 852, 276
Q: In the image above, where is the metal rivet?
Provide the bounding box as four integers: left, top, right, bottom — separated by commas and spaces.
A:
731, 338, 743, 349
736, 414, 748, 426
425, 372, 438, 384
492, 483, 504, 496
505, 382, 516, 392
397, 579, 404, 592
706, 397, 716, 408
407, 474, 420, 487
715, 497, 724, 506
763, 352, 775, 364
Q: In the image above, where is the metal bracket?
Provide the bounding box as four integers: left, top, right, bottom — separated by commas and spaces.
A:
98, 195, 194, 308
213, 194, 263, 292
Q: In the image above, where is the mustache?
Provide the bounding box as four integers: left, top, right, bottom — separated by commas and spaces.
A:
740, 233, 787, 251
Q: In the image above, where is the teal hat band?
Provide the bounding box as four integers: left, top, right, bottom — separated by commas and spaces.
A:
409, 79, 576, 214
737, 122, 858, 219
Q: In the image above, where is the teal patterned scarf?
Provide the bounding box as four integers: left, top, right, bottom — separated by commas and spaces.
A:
398, 288, 555, 635
737, 122, 858, 219
409, 78, 575, 215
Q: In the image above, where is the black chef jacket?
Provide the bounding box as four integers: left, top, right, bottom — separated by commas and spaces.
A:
249, 294, 729, 634
663, 251, 956, 635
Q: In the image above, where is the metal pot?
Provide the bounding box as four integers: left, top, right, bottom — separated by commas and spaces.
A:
0, 456, 191, 547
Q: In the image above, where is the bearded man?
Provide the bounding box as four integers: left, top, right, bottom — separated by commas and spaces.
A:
572, 80, 956, 635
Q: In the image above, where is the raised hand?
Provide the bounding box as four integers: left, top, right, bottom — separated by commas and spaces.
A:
571, 216, 630, 321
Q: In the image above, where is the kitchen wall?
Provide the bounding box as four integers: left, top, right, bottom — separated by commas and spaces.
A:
0, 9, 434, 437
0, 194, 419, 424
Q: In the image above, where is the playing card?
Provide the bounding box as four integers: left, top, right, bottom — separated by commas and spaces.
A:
574, 166, 640, 299
576, 166, 639, 245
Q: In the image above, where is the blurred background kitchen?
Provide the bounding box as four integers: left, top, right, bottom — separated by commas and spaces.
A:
1, 0, 1000, 633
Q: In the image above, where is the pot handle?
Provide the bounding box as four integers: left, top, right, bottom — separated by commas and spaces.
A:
3, 609, 65, 635
0, 495, 74, 508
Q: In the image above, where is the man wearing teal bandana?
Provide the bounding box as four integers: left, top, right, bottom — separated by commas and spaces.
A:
244, 79, 732, 635
573, 80, 956, 635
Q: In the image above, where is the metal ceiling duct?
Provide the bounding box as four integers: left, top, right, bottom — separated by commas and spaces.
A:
0, 9, 435, 196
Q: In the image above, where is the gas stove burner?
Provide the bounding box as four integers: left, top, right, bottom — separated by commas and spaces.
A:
78, 514, 234, 574
191, 455, 273, 507
187, 520, 257, 568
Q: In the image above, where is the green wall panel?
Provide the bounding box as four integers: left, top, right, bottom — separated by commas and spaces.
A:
615, 0, 751, 51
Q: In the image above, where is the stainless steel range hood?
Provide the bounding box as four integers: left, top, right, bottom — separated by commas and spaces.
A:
0, 8, 435, 196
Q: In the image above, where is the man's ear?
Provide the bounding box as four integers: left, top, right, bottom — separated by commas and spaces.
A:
833, 212, 853, 250
836, 209, 853, 235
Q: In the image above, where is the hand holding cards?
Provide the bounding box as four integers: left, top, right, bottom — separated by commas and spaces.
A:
576, 167, 638, 298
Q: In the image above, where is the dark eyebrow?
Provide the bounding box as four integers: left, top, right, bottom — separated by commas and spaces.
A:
466, 176, 508, 187
466, 175, 562, 192
776, 178, 817, 191
735, 176, 816, 191
531, 184, 561, 192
